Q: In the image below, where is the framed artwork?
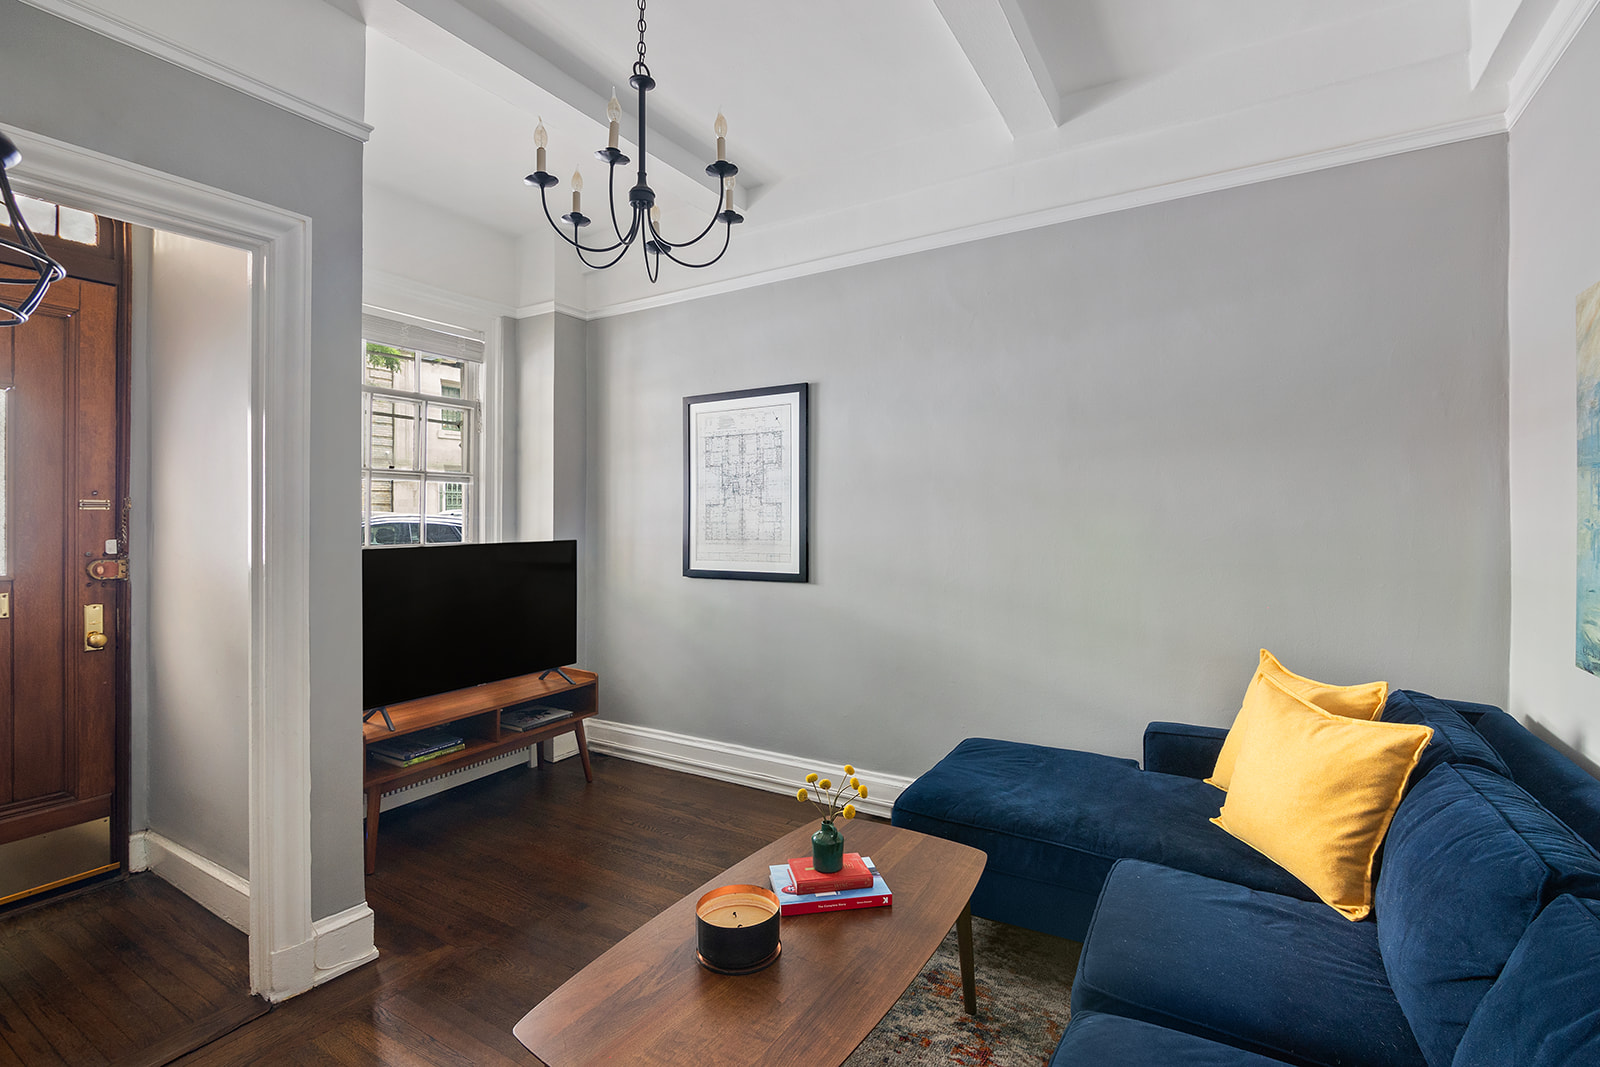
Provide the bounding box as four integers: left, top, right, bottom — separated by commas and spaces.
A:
683, 383, 809, 582
1579, 279, 1600, 674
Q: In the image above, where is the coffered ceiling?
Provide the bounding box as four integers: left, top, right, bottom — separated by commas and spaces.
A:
354, 0, 1590, 311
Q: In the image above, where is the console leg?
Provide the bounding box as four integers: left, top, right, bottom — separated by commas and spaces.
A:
957, 900, 976, 1015
574, 722, 594, 783
364, 787, 382, 875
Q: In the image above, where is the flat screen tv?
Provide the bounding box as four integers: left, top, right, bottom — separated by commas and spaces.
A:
362, 539, 577, 710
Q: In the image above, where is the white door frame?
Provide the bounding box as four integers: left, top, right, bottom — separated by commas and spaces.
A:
7, 127, 326, 1000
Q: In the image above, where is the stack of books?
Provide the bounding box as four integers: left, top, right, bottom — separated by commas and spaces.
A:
368, 727, 465, 768
500, 704, 573, 732
767, 853, 892, 916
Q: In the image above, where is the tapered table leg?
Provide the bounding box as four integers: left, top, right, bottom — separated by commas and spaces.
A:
957, 899, 976, 1015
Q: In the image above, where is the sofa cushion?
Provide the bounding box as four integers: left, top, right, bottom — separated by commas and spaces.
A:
1050, 1012, 1294, 1067
1376, 764, 1600, 1067
1470, 707, 1600, 850
1379, 690, 1510, 780
1451, 894, 1600, 1067
1207, 649, 1388, 790
1211, 675, 1432, 919
892, 739, 1320, 941
1072, 859, 1426, 1067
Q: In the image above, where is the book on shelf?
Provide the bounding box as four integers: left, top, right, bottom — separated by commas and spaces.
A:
787, 852, 875, 894
767, 857, 892, 917
369, 741, 466, 768
367, 727, 464, 764
500, 704, 573, 732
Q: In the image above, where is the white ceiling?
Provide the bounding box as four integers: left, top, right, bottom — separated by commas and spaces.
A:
358, 0, 1585, 313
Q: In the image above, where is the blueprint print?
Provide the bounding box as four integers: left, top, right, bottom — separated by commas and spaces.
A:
694, 401, 793, 565
1579, 279, 1600, 674
684, 384, 807, 580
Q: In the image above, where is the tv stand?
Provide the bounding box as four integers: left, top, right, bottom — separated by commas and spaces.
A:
362, 668, 598, 874
540, 667, 576, 685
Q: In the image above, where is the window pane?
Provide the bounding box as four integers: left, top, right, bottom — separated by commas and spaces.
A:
425, 402, 467, 473
12, 194, 55, 235
368, 397, 419, 471
364, 342, 417, 391
419, 355, 467, 399
424, 481, 467, 542
56, 206, 98, 245
366, 477, 422, 544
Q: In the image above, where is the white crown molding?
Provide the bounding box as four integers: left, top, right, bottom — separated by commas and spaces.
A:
583, 112, 1507, 321
364, 267, 518, 323
585, 719, 912, 822
512, 299, 592, 321
17, 0, 372, 142
130, 830, 251, 933
1506, 0, 1600, 126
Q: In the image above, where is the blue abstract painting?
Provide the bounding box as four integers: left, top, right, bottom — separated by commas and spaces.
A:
1578, 279, 1600, 675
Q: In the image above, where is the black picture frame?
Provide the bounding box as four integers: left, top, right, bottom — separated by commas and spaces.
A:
683, 383, 809, 582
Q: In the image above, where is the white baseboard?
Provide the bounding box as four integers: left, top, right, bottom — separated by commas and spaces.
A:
129, 830, 250, 933
129, 830, 378, 1000
584, 720, 912, 820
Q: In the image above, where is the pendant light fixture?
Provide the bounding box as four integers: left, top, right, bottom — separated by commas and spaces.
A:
524, 0, 742, 283
0, 131, 66, 326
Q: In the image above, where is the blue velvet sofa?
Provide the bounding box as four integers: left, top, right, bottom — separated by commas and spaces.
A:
891, 691, 1600, 1066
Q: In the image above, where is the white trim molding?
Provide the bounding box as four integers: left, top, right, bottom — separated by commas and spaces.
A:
1507, 0, 1600, 126
8, 127, 375, 1003
130, 830, 251, 934
311, 903, 381, 990
585, 720, 913, 822
16, 0, 372, 142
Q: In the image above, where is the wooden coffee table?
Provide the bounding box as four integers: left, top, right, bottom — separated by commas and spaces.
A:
513, 820, 987, 1066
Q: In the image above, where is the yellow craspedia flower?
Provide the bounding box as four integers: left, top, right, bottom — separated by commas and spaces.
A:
805, 772, 818, 783
796, 787, 809, 802
818, 779, 832, 791
850, 777, 861, 790
843, 765, 856, 776
842, 803, 857, 819
857, 783, 869, 799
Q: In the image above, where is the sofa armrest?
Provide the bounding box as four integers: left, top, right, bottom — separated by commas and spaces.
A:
1143, 722, 1228, 780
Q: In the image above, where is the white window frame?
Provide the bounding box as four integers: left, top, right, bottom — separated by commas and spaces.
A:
359, 302, 504, 547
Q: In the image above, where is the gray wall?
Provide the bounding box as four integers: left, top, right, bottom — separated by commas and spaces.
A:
0, 0, 367, 917
1507, 12, 1600, 760
584, 136, 1510, 775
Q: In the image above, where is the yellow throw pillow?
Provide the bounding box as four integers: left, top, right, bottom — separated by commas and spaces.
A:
1206, 649, 1389, 791
1210, 673, 1432, 920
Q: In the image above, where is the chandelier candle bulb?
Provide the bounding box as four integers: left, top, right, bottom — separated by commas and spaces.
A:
723, 175, 735, 212
649, 204, 660, 230
715, 111, 727, 162
534, 118, 547, 174
607, 91, 622, 150
571, 168, 583, 214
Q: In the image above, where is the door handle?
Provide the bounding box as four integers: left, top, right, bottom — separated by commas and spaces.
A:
84, 603, 107, 651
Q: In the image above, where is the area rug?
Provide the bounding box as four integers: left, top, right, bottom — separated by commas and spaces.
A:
843, 917, 1080, 1066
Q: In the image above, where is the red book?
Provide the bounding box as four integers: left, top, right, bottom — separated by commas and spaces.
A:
787, 852, 874, 894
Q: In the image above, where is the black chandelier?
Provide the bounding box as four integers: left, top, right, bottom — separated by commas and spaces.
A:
0, 131, 65, 326
524, 0, 742, 283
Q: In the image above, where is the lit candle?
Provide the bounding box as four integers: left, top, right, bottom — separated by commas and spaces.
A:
572, 168, 584, 214
714, 111, 727, 162
607, 91, 622, 150
723, 174, 734, 213
534, 117, 547, 174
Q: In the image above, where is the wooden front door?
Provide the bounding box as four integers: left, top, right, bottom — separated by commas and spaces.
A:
0, 277, 124, 853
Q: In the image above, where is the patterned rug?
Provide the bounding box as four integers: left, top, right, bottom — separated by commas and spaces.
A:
843, 917, 1080, 1066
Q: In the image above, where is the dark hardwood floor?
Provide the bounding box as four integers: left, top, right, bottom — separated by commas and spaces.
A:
174, 753, 816, 1064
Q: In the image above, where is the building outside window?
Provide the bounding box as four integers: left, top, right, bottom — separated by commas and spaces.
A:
360, 313, 484, 546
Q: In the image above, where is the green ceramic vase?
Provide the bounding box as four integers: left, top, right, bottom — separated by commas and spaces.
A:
811, 819, 845, 873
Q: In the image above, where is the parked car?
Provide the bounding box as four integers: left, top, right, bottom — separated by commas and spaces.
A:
363, 514, 464, 545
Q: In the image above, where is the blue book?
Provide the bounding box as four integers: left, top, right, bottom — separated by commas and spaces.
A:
767, 857, 892, 916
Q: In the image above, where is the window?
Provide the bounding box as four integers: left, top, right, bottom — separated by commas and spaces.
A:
360, 313, 484, 547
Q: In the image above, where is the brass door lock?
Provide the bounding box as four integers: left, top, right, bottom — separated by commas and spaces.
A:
87, 558, 128, 581
84, 604, 107, 651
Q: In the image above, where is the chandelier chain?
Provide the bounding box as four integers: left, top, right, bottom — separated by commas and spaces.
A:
635, 0, 648, 73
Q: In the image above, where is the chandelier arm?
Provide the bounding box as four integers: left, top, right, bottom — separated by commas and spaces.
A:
574, 217, 642, 271
656, 220, 733, 270
606, 163, 630, 244
643, 238, 660, 284
537, 183, 635, 255
649, 182, 727, 250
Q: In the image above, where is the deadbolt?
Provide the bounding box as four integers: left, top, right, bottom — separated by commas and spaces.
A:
84, 604, 107, 651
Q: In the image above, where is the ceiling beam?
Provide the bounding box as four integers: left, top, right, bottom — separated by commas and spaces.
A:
931, 0, 1061, 138
360, 0, 756, 203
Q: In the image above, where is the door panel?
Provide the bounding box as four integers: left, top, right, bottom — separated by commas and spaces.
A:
0, 277, 121, 846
